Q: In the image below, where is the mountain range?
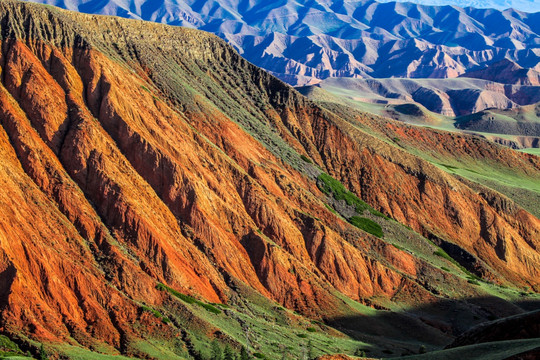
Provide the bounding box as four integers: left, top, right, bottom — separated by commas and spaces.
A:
378, 0, 540, 13
23, 0, 540, 85
0, 1, 539, 359
303, 76, 540, 117
460, 58, 540, 86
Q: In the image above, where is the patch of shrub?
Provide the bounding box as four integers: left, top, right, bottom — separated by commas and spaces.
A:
296, 333, 308, 338
306, 327, 317, 332
199, 302, 222, 315
324, 203, 337, 215
317, 174, 387, 218
354, 348, 366, 357
0, 335, 21, 354
253, 353, 266, 359
392, 243, 406, 251
349, 216, 383, 238
300, 155, 312, 163
433, 249, 452, 261
433, 250, 478, 278
141, 305, 164, 319
440, 267, 451, 272
156, 283, 221, 314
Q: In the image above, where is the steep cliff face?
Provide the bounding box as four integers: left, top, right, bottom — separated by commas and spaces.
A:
0, 1, 538, 358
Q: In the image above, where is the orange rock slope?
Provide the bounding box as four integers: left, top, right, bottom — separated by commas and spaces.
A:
0, 0, 538, 355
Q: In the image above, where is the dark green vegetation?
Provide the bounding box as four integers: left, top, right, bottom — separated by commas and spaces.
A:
156, 283, 222, 314
317, 173, 387, 218
349, 216, 384, 238
389, 338, 540, 360
433, 248, 481, 281
0, 335, 29, 359
317, 173, 387, 238
300, 155, 312, 163
141, 305, 171, 323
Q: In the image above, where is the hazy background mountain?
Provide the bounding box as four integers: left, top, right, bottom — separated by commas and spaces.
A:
23, 0, 540, 86
304, 77, 540, 117
377, 0, 540, 13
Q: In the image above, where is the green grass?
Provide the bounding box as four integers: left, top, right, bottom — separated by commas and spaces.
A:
155, 281, 372, 360
349, 216, 384, 238
141, 305, 167, 319
0, 335, 29, 359
156, 283, 222, 314
433, 249, 453, 262
317, 173, 387, 218
387, 338, 540, 360
433, 249, 479, 279
300, 155, 313, 163
324, 203, 338, 215
48, 344, 139, 360
0, 336, 21, 354
520, 148, 540, 155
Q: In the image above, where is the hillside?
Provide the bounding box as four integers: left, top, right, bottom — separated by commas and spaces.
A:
22, 0, 540, 86
0, 1, 539, 359
300, 77, 540, 117
460, 59, 540, 86
454, 104, 540, 137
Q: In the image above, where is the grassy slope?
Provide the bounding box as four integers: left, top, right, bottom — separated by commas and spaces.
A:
302, 86, 540, 218
304, 81, 540, 141
388, 338, 540, 360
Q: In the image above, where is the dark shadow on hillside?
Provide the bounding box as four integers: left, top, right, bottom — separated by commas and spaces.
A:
324, 295, 540, 358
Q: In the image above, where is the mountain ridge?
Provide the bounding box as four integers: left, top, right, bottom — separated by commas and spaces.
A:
460, 59, 540, 86
377, 0, 540, 13
22, 0, 540, 85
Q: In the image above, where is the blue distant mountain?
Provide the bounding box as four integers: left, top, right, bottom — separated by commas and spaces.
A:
22, 0, 540, 85
377, 0, 540, 13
